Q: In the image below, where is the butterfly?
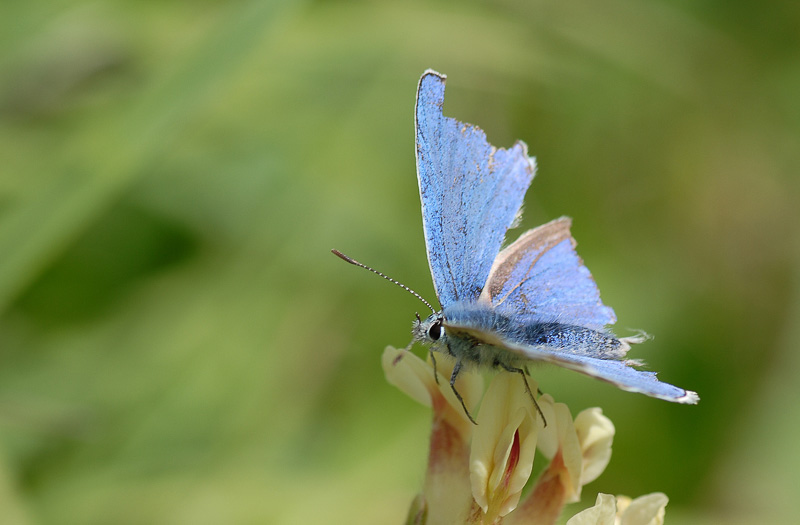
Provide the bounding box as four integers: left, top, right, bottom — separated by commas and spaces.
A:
335, 69, 698, 423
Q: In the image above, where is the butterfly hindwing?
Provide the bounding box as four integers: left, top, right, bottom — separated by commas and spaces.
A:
481, 217, 617, 330
504, 338, 699, 403
442, 316, 698, 403
415, 70, 536, 307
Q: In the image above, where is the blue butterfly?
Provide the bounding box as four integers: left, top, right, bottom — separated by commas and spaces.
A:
335, 69, 698, 423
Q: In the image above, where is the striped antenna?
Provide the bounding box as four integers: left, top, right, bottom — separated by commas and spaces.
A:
331, 249, 436, 313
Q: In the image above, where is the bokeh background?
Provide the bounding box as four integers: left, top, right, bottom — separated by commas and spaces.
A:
1, 1, 798, 523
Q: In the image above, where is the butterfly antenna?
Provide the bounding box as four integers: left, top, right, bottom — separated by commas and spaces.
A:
331, 249, 436, 313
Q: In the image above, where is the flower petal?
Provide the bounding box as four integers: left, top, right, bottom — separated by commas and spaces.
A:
384, 347, 484, 523
574, 408, 615, 485
618, 492, 668, 525
383, 346, 483, 425
536, 394, 583, 502
470, 373, 539, 519
382, 346, 437, 407
565, 493, 617, 525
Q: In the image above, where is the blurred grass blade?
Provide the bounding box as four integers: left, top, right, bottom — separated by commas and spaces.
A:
0, 0, 299, 314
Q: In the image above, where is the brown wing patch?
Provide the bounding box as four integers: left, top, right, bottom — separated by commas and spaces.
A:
480, 217, 574, 306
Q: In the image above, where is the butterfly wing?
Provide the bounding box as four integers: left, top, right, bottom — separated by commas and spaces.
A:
415, 70, 536, 307
443, 318, 698, 403
509, 339, 698, 403
481, 217, 617, 330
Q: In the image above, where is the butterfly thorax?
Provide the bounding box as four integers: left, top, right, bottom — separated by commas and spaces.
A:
413, 302, 627, 370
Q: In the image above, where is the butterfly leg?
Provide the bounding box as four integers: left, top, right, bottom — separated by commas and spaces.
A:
500, 364, 546, 427
450, 360, 477, 425
520, 366, 544, 395
429, 349, 440, 385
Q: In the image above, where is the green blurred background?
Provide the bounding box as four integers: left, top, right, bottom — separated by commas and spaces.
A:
1, 0, 798, 523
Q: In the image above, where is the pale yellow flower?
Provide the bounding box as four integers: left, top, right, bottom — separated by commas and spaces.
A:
536, 394, 584, 502
382, 346, 483, 429
615, 493, 668, 525
383, 347, 483, 525
469, 373, 540, 521
504, 398, 616, 525
566, 492, 668, 525
535, 400, 615, 502
574, 408, 615, 486
383, 347, 667, 525
566, 493, 617, 525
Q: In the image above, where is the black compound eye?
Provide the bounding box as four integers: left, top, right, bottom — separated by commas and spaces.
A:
428, 321, 442, 341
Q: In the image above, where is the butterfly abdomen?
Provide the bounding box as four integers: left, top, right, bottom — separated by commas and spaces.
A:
520, 322, 625, 358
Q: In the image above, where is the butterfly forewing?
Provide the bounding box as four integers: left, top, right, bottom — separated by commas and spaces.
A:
415, 70, 536, 307
482, 217, 617, 330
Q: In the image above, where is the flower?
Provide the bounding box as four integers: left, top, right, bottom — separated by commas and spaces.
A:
383, 347, 483, 524
566, 493, 617, 525
574, 408, 614, 486
469, 373, 539, 522
383, 347, 669, 525
566, 492, 669, 525
503, 395, 582, 524
382, 346, 483, 440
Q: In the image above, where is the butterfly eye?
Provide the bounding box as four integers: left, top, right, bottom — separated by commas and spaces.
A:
428, 321, 442, 341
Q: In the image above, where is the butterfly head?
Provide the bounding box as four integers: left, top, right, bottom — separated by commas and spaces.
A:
413, 312, 446, 345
